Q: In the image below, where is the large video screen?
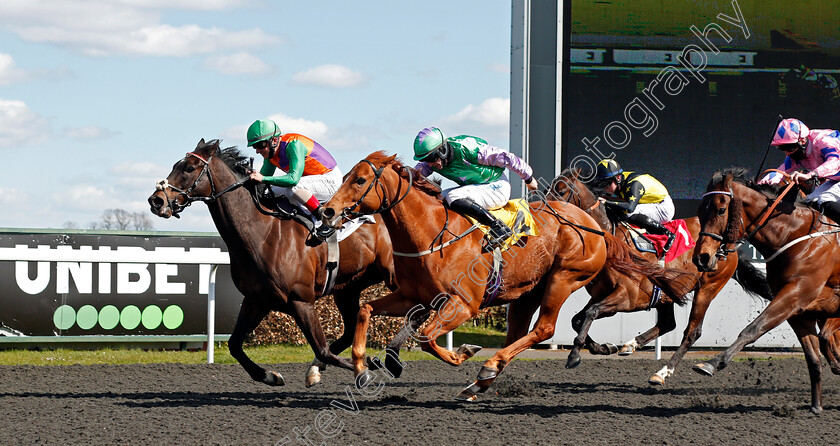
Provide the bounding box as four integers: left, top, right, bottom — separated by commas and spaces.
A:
564, 0, 840, 205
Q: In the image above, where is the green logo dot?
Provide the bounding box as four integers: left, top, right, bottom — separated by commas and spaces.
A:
76, 305, 98, 330
120, 305, 142, 330
98, 305, 120, 330
162, 305, 184, 329
53, 305, 76, 330
141, 305, 162, 330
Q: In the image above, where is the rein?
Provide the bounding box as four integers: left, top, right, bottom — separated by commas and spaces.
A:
341, 159, 412, 220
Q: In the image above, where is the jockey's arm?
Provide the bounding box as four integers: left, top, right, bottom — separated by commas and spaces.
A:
757, 160, 796, 185
475, 144, 535, 183
809, 144, 840, 180
604, 181, 644, 214
261, 140, 307, 187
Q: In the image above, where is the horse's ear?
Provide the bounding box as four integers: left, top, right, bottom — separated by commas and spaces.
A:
723, 173, 735, 189
197, 138, 206, 148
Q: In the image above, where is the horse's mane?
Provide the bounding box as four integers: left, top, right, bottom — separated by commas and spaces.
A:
367, 151, 443, 200
709, 167, 806, 204
198, 139, 250, 180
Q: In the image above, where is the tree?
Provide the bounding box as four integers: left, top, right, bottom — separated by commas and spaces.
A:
88, 209, 155, 231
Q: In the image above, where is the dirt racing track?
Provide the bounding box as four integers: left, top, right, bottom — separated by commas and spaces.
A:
1, 356, 837, 445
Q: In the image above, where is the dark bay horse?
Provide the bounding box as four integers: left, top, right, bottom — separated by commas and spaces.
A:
320, 152, 689, 401
548, 168, 771, 385
692, 167, 840, 413
148, 139, 398, 387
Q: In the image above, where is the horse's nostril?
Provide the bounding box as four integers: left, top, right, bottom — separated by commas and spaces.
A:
150, 196, 164, 208
322, 207, 336, 219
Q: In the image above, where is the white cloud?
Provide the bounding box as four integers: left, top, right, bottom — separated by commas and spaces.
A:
444, 97, 510, 128
0, 1, 281, 57
0, 53, 28, 86
65, 125, 117, 141
486, 62, 509, 74
203, 52, 272, 76
290, 64, 367, 88
0, 99, 52, 147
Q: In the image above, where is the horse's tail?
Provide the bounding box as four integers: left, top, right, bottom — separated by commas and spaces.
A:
732, 255, 774, 301
602, 232, 694, 306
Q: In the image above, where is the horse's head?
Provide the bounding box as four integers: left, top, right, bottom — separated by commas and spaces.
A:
693, 170, 744, 271
148, 138, 223, 218
549, 167, 611, 230
320, 151, 402, 228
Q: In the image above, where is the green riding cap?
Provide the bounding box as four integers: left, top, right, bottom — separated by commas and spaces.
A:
247, 119, 282, 147
413, 127, 447, 160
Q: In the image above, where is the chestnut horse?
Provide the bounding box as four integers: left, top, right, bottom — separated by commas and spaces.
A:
320, 152, 688, 401
548, 168, 772, 384
148, 139, 400, 387
692, 168, 840, 413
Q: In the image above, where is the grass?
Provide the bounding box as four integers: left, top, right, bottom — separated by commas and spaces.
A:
0, 326, 507, 366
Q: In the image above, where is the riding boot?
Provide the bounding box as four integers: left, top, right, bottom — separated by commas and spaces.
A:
819, 201, 840, 224
627, 213, 675, 258
449, 198, 513, 249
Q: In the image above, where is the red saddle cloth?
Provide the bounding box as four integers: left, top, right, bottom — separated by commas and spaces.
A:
637, 220, 695, 263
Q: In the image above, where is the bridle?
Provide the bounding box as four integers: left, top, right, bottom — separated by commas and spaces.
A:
339, 159, 413, 220
698, 175, 798, 258
155, 151, 249, 217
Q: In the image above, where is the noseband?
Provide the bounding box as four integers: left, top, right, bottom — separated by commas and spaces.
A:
155, 151, 248, 216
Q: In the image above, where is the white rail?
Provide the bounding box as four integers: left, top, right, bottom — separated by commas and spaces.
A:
0, 245, 230, 363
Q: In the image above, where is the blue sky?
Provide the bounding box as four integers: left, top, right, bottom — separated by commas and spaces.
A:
0, 0, 511, 232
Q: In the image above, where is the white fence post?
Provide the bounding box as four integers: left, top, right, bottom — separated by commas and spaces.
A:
207, 265, 218, 364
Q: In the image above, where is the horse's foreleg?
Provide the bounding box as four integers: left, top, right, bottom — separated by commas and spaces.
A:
651, 288, 712, 385
228, 296, 282, 386
789, 316, 823, 414
368, 309, 429, 379
287, 300, 354, 372
415, 305, 478, 366
302, 287, 362, 387
693, 283, 814, 376
351, 290, 415, 377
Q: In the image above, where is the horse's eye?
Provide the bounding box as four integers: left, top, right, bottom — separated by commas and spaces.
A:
355, 177, 366, 185
717, 207, 726, 216
185, 166, 196, 173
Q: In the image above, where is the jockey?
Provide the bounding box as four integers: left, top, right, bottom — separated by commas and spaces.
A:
594, 159, 676, 257
413, 127, 539, 249
758, 118, 840, 222
246, 119, 342, 237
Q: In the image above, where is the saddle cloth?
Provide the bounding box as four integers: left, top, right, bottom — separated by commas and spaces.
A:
466, 198, 539, 251
626, 219, 694, 263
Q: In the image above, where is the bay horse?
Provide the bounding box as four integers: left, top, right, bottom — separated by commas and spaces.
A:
320, 151, 689, 401
548, 168, 771, 385
148, 139, 403, 387
692, 167, 840, 414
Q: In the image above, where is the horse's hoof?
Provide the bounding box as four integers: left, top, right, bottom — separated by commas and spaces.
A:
367, 355, 384, 371
354, 370, 375, 389
648, 374, 665, 386
565, 356, 581, 369
692, 362, 715, 376
605, 343, 618, 354
618, 344, 635, 356
456, 343, 482, 359
477, 365, 499, 381
384, 352, 404, 379
305, 366, 322, 388
811, 405, 823, 415
263, 371, 286, 386
455, 382, 481, 402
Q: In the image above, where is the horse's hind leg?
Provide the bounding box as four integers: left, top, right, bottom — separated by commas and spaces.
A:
228, 295, 284, 386
414, 302, 480, 366
620, 302, 676, 356
458, 274, 577, 402
789, 316, 824, 414
651, 288, 712, 385
821, 318, 840, 375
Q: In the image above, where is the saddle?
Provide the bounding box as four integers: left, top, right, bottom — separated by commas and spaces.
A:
467, 199, 539, 252
620, 219, 694, 264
